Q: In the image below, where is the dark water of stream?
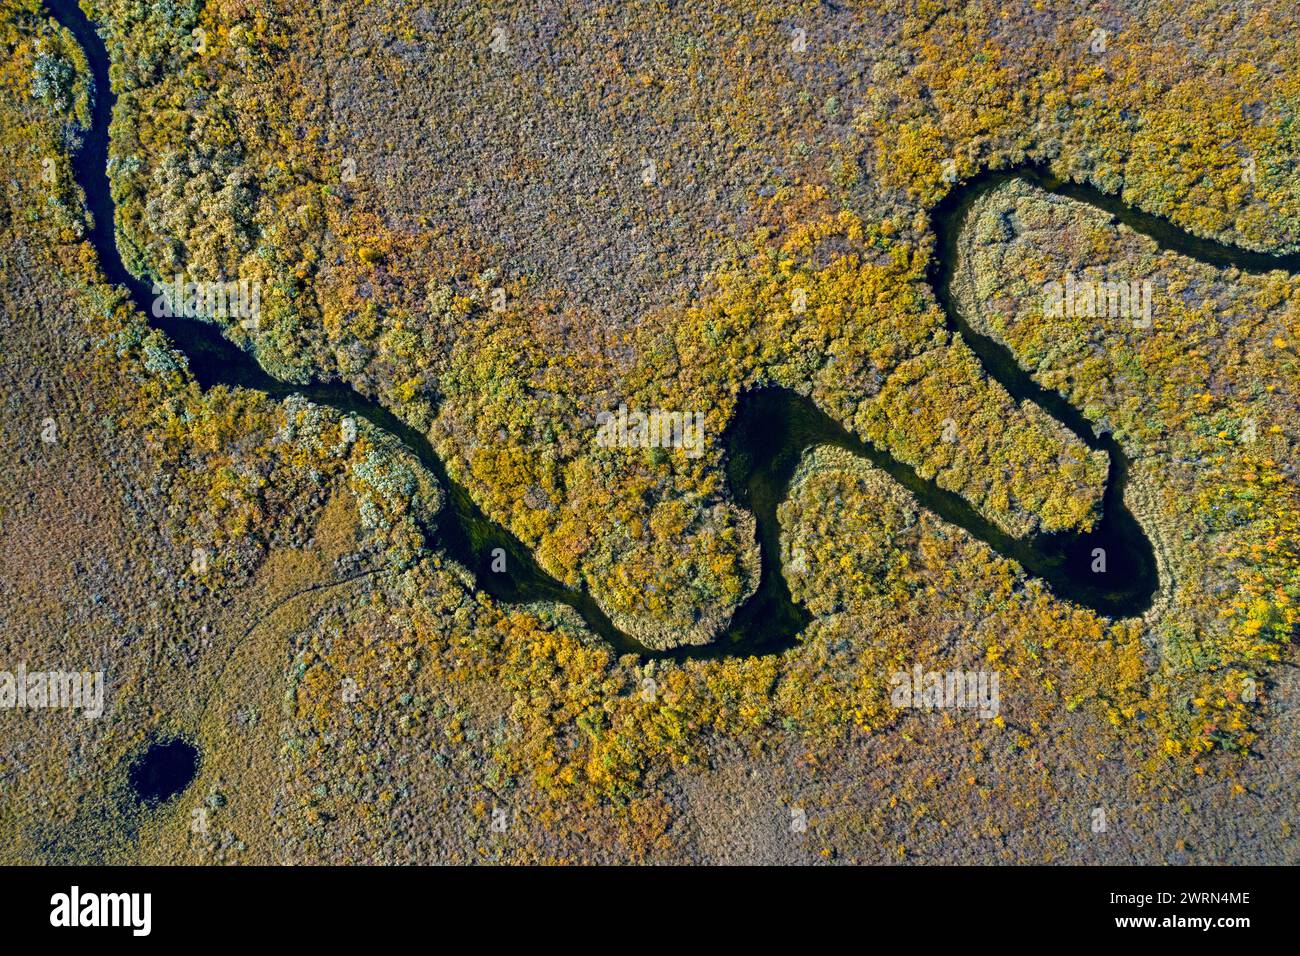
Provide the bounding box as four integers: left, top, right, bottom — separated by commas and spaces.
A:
47, 0, 1297, 668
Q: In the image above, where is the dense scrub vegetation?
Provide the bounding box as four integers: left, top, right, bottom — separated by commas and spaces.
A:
957, 180, 1298, 756
81, 0, 1300, 651
3, 0, 1297, 861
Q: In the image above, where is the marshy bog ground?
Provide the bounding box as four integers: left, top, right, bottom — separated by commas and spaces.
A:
2, 0, 1296, 865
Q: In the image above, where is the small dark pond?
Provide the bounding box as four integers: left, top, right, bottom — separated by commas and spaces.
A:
127, 738, 201, 805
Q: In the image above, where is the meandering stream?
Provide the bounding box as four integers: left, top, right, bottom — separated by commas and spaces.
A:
49, 0, 1298, 661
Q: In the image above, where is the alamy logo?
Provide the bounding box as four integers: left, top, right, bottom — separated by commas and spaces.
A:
890, 665, 1000, 719
1042, 274, 1153, 328
151, 274, 261, 323
50, 886, 151, 936
595, 405, 706, 459
0, 664, 103, 719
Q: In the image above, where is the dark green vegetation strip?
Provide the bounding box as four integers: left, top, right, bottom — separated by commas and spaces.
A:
55, 0, 1300, 659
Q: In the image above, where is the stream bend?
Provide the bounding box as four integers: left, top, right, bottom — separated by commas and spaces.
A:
47, 0, 1297, 659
